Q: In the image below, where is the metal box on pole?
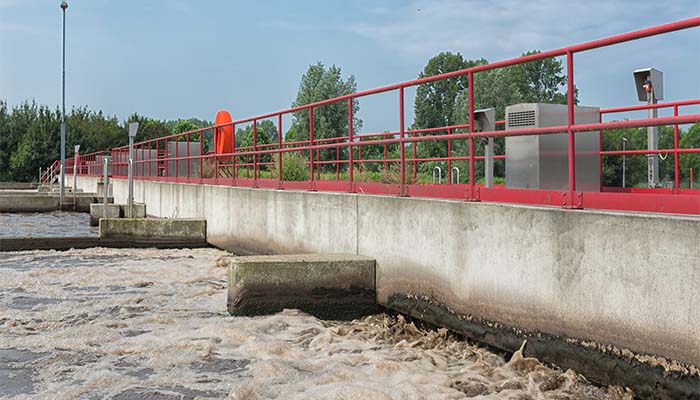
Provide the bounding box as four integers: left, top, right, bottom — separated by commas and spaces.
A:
633, 67, 663, 188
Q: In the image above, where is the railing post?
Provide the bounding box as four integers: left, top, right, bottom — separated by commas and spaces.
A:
447, 127, 452, 186
400, 87, 407, 196
466, 71, 478, 201
103, 157, 109, 220
674, 105, 679, 192
253, 119, 258, 187
278, 114, 283, 189
348, 98, 355, 192
186, 133, 190, 181
309, 107, 316, 190
199, 131, 203, 182
564, 50, 582, 209
232, 123, 236, 184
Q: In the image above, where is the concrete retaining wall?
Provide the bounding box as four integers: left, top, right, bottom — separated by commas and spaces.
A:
73, 176, 700, 372
228, 253, 377, 319
0, 194, 59, 212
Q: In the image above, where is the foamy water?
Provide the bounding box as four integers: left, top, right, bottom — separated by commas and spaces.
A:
0, 248, 632, 399
0, 212, 96, 237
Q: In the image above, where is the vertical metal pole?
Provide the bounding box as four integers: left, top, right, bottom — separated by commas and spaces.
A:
622, 139, 626, 188
278, 114, 283, 187
128, 136, 134, 218
566, 51, 577, 205
447, 127, 452, 185
673, 105, 679, 191
348, 98, 354, 191
485, 137, 494, 188
232, 123, 236, 182
309, 107, 314, 185
186, 133, 190, 180
59, 6, 67, 207
691, 168, 694, 190
383, 139, 387, 171
648, 89, 659, 188
599, 113, 603, 191
467, 71, 476, 200
103, 157, 108, 220
399, 87, 406, 193
72, 153, 77, 209
253, 119, 258, 185
199, 131, 203, 181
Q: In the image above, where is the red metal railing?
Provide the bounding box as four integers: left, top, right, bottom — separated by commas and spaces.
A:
54, 17, 700, 215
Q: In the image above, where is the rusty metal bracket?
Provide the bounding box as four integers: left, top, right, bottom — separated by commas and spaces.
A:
562, 191, 584, 209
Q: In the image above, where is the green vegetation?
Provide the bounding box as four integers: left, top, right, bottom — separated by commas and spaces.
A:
2, 51, 698, 187
0, 100, 210, 182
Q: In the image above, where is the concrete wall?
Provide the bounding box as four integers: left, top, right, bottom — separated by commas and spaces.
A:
74, 176, 700, 368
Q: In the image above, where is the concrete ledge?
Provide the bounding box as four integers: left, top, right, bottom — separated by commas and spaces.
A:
0, 193, 110, 212
0, 195, 59, 212
227, 253, 379, 320
0, 237, 99, 251
90, 204, 121, 226
0, 182, 38, 190
0, 236, 209, 251
99, 218, 206, 243
122, 203, 146, 218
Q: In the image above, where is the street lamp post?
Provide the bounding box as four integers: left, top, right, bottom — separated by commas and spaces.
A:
622, 137, 627, 188
59, 1, 68, 207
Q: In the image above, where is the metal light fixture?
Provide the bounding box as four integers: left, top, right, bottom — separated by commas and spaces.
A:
127, 122, 139, 217
59, 1, 68, 207
633, 67, 663, 188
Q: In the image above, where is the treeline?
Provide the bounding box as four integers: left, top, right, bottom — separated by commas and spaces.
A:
2, 50, 697, 186
0, 100, 210, 182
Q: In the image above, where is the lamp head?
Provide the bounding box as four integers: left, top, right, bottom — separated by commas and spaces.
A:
60, 1, 68, 11
128, 122, 139, 138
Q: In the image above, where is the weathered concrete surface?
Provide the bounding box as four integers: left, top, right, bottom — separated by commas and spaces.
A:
99, 218, 207, 247
89, 203, 145, 226
0, 182, 38, 190
227, 253, 378, 319
89, 204, 121, 226
73, 176, 700, 394
0, 194, 59, 212
0, 236, 209, 251
0, 237, 99, 251
122, 203, 146, 218
0, 192, 109, 213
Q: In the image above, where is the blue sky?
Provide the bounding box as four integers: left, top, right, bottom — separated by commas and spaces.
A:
1, 0, 698, 134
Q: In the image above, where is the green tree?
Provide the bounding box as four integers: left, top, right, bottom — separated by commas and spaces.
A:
238, 120, 276, 168
680, 123, 700, 186
512, 50, 577, 104
412, 53, 484, 175
125, 113, 170, 142
288, 62, 361, 172
10, 105, 60, 182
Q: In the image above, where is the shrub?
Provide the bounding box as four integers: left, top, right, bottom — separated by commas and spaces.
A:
272, 152, 308, 181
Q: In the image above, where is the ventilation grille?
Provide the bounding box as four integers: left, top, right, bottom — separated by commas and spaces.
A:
507, 110, 536, 128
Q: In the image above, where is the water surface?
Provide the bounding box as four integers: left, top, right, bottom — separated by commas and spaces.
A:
0, 248, 631, 399
0, 211, 96, 237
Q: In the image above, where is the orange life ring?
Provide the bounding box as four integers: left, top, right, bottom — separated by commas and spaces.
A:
214, 110, 233, 155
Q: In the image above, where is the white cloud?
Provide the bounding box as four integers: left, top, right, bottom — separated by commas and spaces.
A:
347, 0, 696, 60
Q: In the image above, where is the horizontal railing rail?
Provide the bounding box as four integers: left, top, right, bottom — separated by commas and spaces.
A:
46, 17, 700, 214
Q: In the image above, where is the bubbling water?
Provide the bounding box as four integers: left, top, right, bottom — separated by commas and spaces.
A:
0, 248, 632, 399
